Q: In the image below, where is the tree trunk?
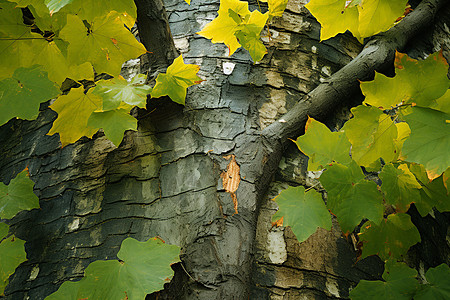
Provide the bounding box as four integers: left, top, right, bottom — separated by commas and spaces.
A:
1, 0, 449, 299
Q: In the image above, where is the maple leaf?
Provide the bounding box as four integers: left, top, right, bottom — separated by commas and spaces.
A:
48, 87, 102, 146
272, 186, 331, 243
357, 0, 408, 38
319, 161, 384, 233
379, 163, 421, 213
0, 65, 60, 126
151, 55, 202, 105
259, 0, 289, 18
0, 226, 27, 295
343, 105, 398, 167
197, 0, 251, 55
401, 107, 450, 180
305, 0, 360, 41
46, 237, 180, 299
294, 117, 352, 171
362, 51, 450, 109
359, 213, 420, 261
60, 12, 146, 77
235, 10, 268, 62
93, 74, 151, 110
87, 109, 137, 147
350, 260, 419, 300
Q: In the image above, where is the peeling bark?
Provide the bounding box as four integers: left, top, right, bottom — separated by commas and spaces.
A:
1, 0, 449, 299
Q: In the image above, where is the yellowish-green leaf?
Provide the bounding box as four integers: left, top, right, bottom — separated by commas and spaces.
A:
87, 109, 137, 147
362, 52, 450, 109
357, 0, 408, 38
48, 87, 102, 146
0, 234, 27, 295
267, 0, 288, 17
380, 163, 421, 213
65, 0, 137, 20
60, 12, 146, 77
294, 117, 351, 171
343, 105, 398, 167
234, 10, 269, 61
305, 0, 360, 41
151, 55, 202, 105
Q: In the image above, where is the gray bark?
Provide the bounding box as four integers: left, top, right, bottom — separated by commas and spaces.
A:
1, 0, 449, 299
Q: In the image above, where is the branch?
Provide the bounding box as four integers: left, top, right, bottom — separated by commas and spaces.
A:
134, 0, 179, 72
261, 0, 447, 146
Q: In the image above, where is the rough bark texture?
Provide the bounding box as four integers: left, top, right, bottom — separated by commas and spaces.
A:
1, 0, 449, 299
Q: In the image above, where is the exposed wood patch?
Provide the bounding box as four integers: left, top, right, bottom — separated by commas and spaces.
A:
221, 155, 240, 214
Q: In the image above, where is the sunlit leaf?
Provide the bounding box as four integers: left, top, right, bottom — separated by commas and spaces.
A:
362, 52, 450, 109
294, 117, 351, 171
65, 0, 137, 20
267, 0, 288, 17
151, 55, 202, 105
197, 0, 251, 55
48, 87, 102, 146
93, 74, 150, 110
379, 163, 421, 213
359, 213, 420, 261
46, 237, 180, 300
357, 0, 408, 38
401, 107, 450, 180
349, 259, 419, 300
305, 0, 360, 41
234, 10, 268, 62
343, 105, 398, 167
44, 0, 74, 14
319, 161, 384, 233
272, 186, 331, 243
0, 233, 27, 295
87, 109, 137, 147
0, 65, 60, 126
0, 169, 39, 219
60, 12, 146, 77
415, 264, 450, 300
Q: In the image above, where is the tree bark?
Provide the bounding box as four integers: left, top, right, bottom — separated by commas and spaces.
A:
1, 0, 449, 299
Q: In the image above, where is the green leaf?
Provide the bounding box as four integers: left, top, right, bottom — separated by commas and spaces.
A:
349, 260, 419, 300
343, 105, 398, 167
409, 164, 450, 216
401, 107, 450, 180
46, 237, 180, 300
0, 234, 27, 295
362, 52, 450, 109
414, 264, 450, 300
357, 0, 408, 38
60, 12, 146, 77
0, 65, 60, 126
319, 161, 384, 233
197, 0, 251, 55
272, 186, 331, 243
294, 117, 351, 171
380, 163, 421, 213
0, 169, 39, 220
66, 0, 137, 20
93, 74, 151, 110
0, 223, 8, 240
359, 213, 421, 261
45, 0, 74, 13
87, 109, 137, 147
305, 0, 360, 41
151, 55, 202, 105
48, 87, 102, 147
234, 10, 268, 62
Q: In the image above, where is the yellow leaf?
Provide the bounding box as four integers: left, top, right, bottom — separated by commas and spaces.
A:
48, 87, 102, 146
